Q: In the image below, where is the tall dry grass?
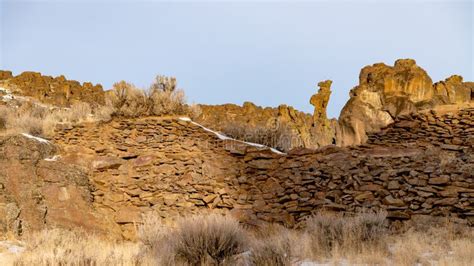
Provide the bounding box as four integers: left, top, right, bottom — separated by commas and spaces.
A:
7, 213, 474, 266
0, 102, 94, 137
11, 228, 147, 266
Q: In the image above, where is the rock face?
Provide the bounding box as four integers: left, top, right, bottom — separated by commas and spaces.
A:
338, 59, 473, 146
0, 70, 105, 107
0, 135, 115, 237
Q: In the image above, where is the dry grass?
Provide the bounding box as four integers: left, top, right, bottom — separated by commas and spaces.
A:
11, 228, 146, 266
220, 121, 293, 152
0, 101, 94, 137
6, 213, 474, 266
301, 210, 388, 260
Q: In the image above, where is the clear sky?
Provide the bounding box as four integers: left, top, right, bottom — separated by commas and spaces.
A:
1, 0, 472, 118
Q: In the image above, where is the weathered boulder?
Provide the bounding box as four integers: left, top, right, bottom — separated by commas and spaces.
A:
434, 75, 472, 104
338, 59, 473, 146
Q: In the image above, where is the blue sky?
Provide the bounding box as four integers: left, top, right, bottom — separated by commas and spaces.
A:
1, 1, 472, 118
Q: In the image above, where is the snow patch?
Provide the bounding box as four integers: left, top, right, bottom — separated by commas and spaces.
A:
44, 155, 61, 161
2, 94, 14, 101
0, 240, 24, 254
21, 133, 50, 143
0, 87, 11, 94
1, 87, 13, 102
179, 117, 285, 155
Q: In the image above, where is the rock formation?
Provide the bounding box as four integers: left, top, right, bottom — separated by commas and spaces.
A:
310, 80, 332, 126
338, 59, 473, 146
0, 71, 105, 107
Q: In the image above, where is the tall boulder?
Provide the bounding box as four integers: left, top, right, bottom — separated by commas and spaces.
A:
310, 80, 332, 125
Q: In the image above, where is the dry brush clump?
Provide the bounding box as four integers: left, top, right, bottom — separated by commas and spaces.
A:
302, 210, 388, 259
139, 213, 247, 265
0, 101, 94, 137
107, 75, 200, 119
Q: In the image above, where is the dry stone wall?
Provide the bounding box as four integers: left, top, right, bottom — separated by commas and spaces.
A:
2, 107, 472, 239
53, 108, 473, 238
53, 118, 249, 238
236, 107, 473, 226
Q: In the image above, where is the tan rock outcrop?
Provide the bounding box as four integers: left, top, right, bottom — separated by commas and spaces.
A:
338, 59, 473, 146
0, 135, 116, 237
0, 70, 105, 107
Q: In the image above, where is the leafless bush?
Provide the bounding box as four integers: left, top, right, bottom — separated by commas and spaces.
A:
138, 213, 248, 265
304, 210, 387, 257
220, 121, 294, 152
248, 225, 292, 266
150, 75, 177, 92
107, 77, 196, 118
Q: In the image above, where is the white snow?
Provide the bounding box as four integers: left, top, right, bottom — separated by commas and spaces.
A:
0, 87, 13, 102
179, 117, 285, 155
21, 133, 50, 143
2, 94, 14, 101
44, 155, 61, 161
0, 240, 24, 254
0, 87, 11, 94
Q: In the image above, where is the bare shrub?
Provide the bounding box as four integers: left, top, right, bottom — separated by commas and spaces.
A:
220, 121, 293, 152
304, 210, 387, 258
150, 75, 177, 92
248, 225, 292, 266
148, 88, 187, 116
107, 77, 194, 118
138, 214, 248, 265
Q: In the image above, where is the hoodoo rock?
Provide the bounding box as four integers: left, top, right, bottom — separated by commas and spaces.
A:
310, 80, 332, 125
